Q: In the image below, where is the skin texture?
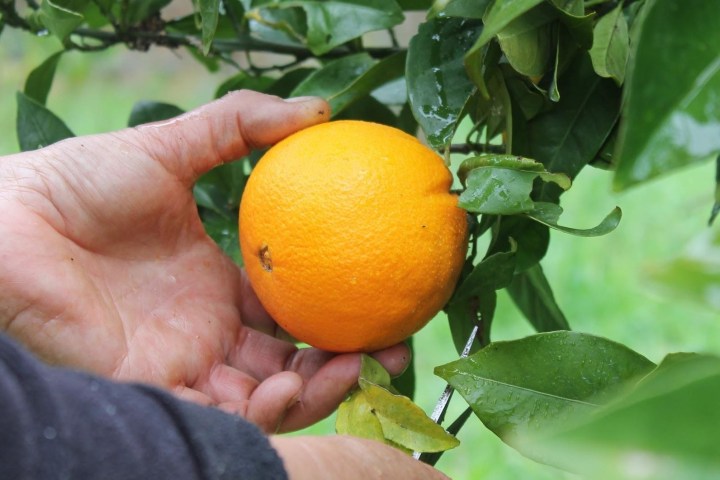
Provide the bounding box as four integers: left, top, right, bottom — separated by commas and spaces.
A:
270, 435, 450, 480
0, 91, 413, 433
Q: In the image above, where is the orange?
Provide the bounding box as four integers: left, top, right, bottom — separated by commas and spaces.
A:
238, 120, 468, 352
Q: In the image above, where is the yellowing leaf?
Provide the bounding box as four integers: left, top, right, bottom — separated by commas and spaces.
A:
336, 390, 385, 442
360, 380, 460, 453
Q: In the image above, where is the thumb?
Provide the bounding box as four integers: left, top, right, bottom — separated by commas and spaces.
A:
134, 90, 330, 184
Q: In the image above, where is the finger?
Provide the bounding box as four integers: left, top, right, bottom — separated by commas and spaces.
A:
134, 91, 330, 184
202, 363, 260, 404
276, 343, 411, 432
245, 371, 303, 433
173, 385, 215, 407
278, 353, 361, 432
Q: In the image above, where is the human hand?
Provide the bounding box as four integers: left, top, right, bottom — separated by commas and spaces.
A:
0, 90, 410, 432
271, 435, 450, 480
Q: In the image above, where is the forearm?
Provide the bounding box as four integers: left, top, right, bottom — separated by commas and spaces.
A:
0, 334, 287, 480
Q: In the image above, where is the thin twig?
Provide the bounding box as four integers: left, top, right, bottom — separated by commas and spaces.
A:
449, 143, 505, 155
413, 325, 479, 460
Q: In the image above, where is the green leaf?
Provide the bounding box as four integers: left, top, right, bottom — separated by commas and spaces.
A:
589, 3, 629, 85
496, 5, 555, 77
391, 337, 415, 399
215, 72, 275, 98
195, 159, 250, 264
435, 331, 655, 456
127, 101, 185, 127
526, 203, 622, 237
397, 0, 432, 9
24, 51, 63, 106
38, 0, 86, 40
447, 290, 495, 355
407, 16, 482, 148
124, 0, 172, 25
646, 229, 720, 312
711, 156, 720, 225
360, 380, 460, 453
248, 0, 404, 56
200, 210, 243, 265
550, 0, 595, 50
515, 54, 621, 202
16, 91, 75, 151
194, 0, 220, 55
302, 0, 404, 55
614, 0, 720, 189
458, 155, 571, 215
488, 216, 549, 272
334, 95, 398, 126
291, 52, 406, 116
452, 249, 517, 302
438, 0, 492, 19
525, 353, 720, 479
506, 262, 570, 332
447, 247, 515, 354
465, 0, 545, 61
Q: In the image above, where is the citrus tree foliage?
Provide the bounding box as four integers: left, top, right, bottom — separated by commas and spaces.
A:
4, 0, 720, 476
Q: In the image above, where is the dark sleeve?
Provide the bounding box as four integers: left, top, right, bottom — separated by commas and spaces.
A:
0, 334, 288, 480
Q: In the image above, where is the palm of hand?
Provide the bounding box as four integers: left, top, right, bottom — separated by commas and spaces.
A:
0, 92, 409, 433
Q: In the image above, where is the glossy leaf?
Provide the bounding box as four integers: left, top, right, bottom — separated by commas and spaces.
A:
453, 249, 517, 302
506, 263, 570, 332
248, 0, 404, 56
515, 54, 621, 202
458, 155, 571, 215
496, 5, 555, 77
215, 72, 275, 98
303, 0, 404, 55
38, 0, 86, 40
16, 91, 74, 152
447, 289, 495, 355
550, 0, 595, 50
470, 0, 545, 53
439, 0, 492, 19
127, 101, 185, 127
195, 159, 249, 265
200, 211, 243, 265
489, 216, 550, 272
195, 0, 220, 55
291, 52, 405, 116
435, 331, 655, 455
614, 0, 720, 189
526, 203, 622, 237
24, 51, 63, 105
526, 353, 720, 479
407, 16, 482, 148
589, 3, 629, 85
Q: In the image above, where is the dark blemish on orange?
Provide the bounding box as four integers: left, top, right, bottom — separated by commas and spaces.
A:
259, 244, 273, 272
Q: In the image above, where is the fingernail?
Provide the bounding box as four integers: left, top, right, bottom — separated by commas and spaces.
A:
284, 96, 318, 103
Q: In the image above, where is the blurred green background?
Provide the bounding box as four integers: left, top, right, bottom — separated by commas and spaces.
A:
2, 26, 719, 480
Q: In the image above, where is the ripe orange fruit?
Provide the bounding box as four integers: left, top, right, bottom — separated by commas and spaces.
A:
238, 120, 468, 352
